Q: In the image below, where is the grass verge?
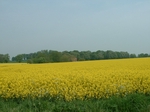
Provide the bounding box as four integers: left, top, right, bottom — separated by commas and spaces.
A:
0, 93, 150, 112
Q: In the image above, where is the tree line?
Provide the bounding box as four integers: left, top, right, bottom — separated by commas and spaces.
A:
0, 50, 149, 63
10, 50, 150, 63
0, 54, 10, 63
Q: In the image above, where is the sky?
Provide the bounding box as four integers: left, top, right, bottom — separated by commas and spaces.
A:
0, 0, 150, 58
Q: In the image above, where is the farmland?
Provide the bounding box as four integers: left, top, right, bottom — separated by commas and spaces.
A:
0, 58, 150, 111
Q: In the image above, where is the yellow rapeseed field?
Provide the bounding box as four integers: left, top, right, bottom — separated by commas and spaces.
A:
0, 58, 150, 101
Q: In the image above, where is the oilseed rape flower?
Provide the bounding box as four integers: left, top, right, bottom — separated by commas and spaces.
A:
0, 58, 150, 101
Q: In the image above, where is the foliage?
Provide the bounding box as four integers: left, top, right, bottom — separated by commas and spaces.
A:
0, 93, 150, 112
130, 54, 137, 58
11, 50, 141, 63
1, 50, 150, 63
138, 53, 149, 58
15, 54, 23, 63
0, 54, 9, 63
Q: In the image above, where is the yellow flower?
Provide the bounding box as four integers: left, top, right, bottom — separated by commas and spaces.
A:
0, 58, 150, 100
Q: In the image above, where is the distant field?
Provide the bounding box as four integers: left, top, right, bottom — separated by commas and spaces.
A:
0, 58, 150, 100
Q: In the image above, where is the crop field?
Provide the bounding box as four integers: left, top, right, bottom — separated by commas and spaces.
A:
0, 58, 150, 101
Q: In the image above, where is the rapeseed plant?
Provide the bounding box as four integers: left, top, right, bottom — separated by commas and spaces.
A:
0, 58, 150, 101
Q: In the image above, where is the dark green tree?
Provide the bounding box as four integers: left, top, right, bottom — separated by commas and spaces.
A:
96, 50, 105, 59
138, 53, 149, 57
50, 51, 61, 62
15, 54, 23, 63
60, 54, 71, 62
130, 54, 136, 58
0, 54, 10, 63
105, 50, 118, 59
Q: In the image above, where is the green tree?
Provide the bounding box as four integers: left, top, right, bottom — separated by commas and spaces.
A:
27, 59, 33, 64
138, 53, 149, 57
90, 52, 99, 60
0, 54, 10, 63
70, 50, 80, 61
105, 50, 118, 59
50, 51, 61, 62
60, 54, 71, 62
130, 54, 136, 58
96, 50, 105, 59
15, 54, 23, 63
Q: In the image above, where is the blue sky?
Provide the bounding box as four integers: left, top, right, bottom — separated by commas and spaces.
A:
0, 0, 150, 57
